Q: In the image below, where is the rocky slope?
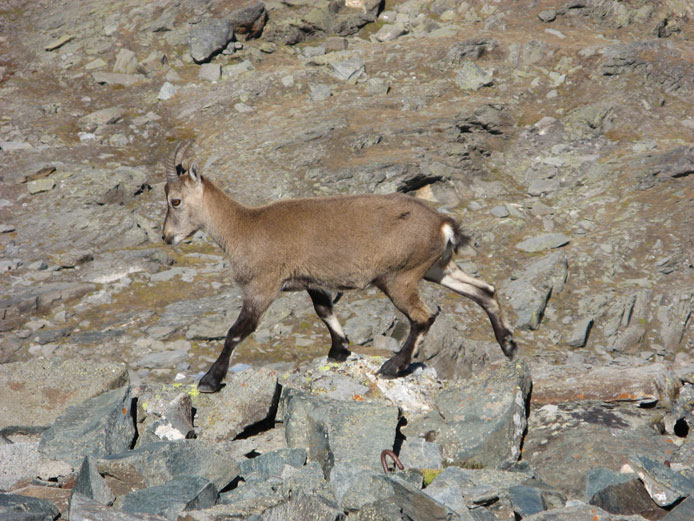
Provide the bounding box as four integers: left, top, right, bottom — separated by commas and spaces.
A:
1, 0, 694, 519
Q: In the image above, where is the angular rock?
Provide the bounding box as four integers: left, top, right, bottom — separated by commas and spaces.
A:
516, 233, 570, 253
194, 367, 280, 442
629, 454, 694, 507
509, 484, 546, 518
259, 492, 344, 521
405, 361, 531, 469
189, 19, 234, 64
456, 62, 493, 90
329, 462, 393, 511
72, 455, 115, 506
0, 493, 60, 521
331, 57, 365, 82
198, 63, 221, 82
117, 476, 217, 521
357, 474, 463, 521
136, 391, 195, 447
92, 72, 145, 86
69, 492, 168, 521
228, 1, 267, 39
38, 385, 136, 465
398, 438, 443, 470
238, 448, 306, 479
585, 467, 660, 517
661, 496, 694, 521
282, 388, 399, 474
523, 401, 678, 499
530, 362, 679, 406
0, 441, 40, 491
521, 503, 648, 520
565, 318, 594, 347
423, 467, 479, 519
113, 49, 138, 75
96, 440, 240, 495
445, 38, 497, 65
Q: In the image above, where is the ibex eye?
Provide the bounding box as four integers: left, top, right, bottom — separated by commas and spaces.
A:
171, 199, 181, 208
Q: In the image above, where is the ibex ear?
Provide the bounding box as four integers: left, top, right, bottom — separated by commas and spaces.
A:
189, 161, 202, 185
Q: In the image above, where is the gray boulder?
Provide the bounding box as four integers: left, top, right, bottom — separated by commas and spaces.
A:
585, 467, 661, 517
189, 19, 234, 64
0, 493, 60, 521
404, 361, 532, 468
239, 448, 307, 480
69, 492, 168, 521
38, 386, 136, 465
71, 455, 115, 506
117, 476, 217, 521
282, 389, 399, 474
194, 366, 280, 442
96, 440, 240, 495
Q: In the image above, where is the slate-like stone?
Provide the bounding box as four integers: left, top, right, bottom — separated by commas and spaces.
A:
531, 362, 680, 406
398, 438, 443, 470
136, 390, 195, 447
329, 462, 394, 511
0, 357, 127, 430
71, 455, 114, 506
407, 361, 531, 469
238, 448, 306, 479
516, 233, 570, 253
0, 493, 59, 521
189, 19, 234, 63
585, 467, 659, 517
194, 367, 280, 442
629, 454, 694, 507
456, 61, 494, 90
38, 386, 136, 465
282, 388, 399, 474
661, 496, 694, 521
97, 440, 240, 496
509, 484, 546, 518
358, 474, 463, 521
258, 492, 344, 521
423, 467, 478, 519
117, 476, 217, 521
69, 492, 168, 521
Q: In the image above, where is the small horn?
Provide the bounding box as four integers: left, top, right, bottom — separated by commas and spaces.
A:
166, 141, 193, 183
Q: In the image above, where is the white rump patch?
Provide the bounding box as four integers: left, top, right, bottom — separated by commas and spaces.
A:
441, 223, 455, 246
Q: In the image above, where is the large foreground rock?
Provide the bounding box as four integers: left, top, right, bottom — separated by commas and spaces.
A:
69, 492, 168, 521
193, 367, 280, 441
0, 493, 60, 521
403, 361, 532, 468
38, 386, 136, 465
0, 358, 129, 429
96, 440, 240, 496
282, 388, 399, 474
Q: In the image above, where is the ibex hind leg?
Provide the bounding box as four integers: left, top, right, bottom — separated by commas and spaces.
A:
425, 263, 518, 359
376, 276, 436, 378
308, 288, 351, 362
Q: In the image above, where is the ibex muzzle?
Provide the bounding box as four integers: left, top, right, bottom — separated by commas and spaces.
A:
162, 142, 517, 393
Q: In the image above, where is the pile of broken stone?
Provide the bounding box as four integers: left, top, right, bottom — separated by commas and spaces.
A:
1, 354, 694, 520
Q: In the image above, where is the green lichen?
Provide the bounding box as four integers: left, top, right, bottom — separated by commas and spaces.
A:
421, 469, 443, 487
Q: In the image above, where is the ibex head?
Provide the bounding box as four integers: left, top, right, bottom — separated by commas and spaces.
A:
162, 141, 204, 245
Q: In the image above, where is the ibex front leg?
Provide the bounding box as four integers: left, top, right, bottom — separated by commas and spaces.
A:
307, 288, 351, 362
198, 296, 271, 393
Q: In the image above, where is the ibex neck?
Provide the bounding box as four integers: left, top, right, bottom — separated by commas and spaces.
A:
201, 178, 246, 256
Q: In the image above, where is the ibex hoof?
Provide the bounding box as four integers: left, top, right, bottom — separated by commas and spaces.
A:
376, 358, 403, 379
327, 346, 351, 362
503, 336, 519, 360
197, 374, 224, 393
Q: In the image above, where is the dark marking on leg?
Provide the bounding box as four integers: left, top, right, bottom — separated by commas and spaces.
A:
198, 302, 262, 393
308, 288, 351, 362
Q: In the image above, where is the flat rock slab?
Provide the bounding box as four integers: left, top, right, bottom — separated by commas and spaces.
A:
193, 366, 279, 442
69, 492, 168, 521
530, 362, 680, 407
0, 358, 129, 430
0, 493, 60, 521
117, 476, 217, 521
404, 361, 532, 469
522, 503, 649, 520
282, 388, 399, 474
523, 401, 677, 499
96, 440, 240, 496
38, 385, 136, 465
516, 233, 570, 253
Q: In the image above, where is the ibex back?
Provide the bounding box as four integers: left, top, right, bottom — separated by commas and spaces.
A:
162, 142, 517, 392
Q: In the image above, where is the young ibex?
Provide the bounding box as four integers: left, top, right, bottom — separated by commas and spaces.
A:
162, 142, 517, 392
